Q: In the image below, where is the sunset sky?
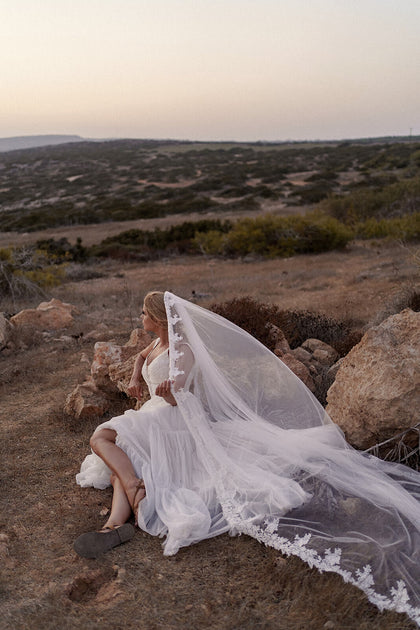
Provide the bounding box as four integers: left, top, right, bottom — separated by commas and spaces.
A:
1, 0, 419, 142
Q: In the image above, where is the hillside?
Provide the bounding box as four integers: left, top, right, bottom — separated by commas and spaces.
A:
1, 137, 419, 234
0, 135, 85, 153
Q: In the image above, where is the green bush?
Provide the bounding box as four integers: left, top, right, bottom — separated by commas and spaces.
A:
0, 246, 66, 302
194, 213, 353, 258
90, 219, 231, 259
354, 212, 420, 240
319, 177, 420, 224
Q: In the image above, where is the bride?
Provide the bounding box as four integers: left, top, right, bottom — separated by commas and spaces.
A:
75, 291, 420, 626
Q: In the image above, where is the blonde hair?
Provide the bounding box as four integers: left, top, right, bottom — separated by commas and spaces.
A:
144, 291, 167, 326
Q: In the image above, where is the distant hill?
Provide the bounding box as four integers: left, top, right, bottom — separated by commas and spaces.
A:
0, 134, 84, 152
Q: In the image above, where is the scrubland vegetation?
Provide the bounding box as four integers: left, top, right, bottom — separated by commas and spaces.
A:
0, 138, 418, 279
1, 138, 420, 630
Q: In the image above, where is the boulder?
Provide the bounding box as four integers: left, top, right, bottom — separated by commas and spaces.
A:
326, 309, 420, 449
10, 298, 79, 332
108, 354, 149, 409
91, 329, 151, 392
64, 380, 111, 419
91, 342, 124, 392
275, 350, 316, 392
268, 323, 291, 356
291, 346, 312, 365
301, 339, 338, 366
0, 313, 14, 349
65, 328, 151, 419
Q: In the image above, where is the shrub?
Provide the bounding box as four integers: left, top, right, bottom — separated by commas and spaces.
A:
36, 237, 88, 263
354, 213, 420, 240
209, 296, 360, 356
90, 219, 231, 259
0, 245, 69, 305
195, 213, 353, 258
319, 177, 420, 224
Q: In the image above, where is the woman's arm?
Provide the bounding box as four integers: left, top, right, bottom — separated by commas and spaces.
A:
155, 344, 195, 406
127, 341, 155, 400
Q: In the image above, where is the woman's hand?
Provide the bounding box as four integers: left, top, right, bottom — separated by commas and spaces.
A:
155, 380, 177, 406
127, 379, 142, 400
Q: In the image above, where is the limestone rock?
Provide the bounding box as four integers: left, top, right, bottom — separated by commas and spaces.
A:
65, 328, 151, 419
301, 339, 338, 366
108, 354, 148, 409
267, 323, 290, 356
10, 298, 78, 332
91, 342, 123, 392
326, 309, 420, 449
291, 346, 312, 365
275, 351, 316, 392
91, 329, 151, 392
37, 297, 79, 315
64, 380, 110, 419
0, 313, 14, 349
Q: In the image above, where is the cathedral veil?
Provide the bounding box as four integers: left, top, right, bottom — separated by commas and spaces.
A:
164, 291, 420, 625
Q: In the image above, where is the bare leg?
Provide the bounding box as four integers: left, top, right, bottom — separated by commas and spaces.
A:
90, 428, 145, 511
102, 473, 132, 529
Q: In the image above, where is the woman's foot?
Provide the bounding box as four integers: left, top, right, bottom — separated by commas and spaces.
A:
126, 479, 146, 524
73, 523, 135, 559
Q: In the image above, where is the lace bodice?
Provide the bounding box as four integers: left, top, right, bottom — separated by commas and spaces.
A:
141, 349, 170, 397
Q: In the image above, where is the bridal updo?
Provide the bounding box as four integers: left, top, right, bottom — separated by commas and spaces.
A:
144, 291, 167, 326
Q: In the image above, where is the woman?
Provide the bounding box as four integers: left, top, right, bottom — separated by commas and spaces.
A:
76, 291, 420, 626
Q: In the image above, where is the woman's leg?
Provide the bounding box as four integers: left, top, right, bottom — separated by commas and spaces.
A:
102, 474, 132, 529
90, 428, 145, 510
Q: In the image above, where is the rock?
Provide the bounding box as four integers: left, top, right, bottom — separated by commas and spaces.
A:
327, 358, 344, 381
108, 354, 136, 394
37, 297, 79, 315
91, 329, 151, 392
326, 309, 420, 449
108, 354, 148, 409
267, 323, 290, 356
301, 339, 338, 366
64, 380, 110, 419
10, 298, 78, 332
291, 346, 312, 365
84, 323, 113, 341
275, 351, 316, 392
65, 329, 151, 419
91, 342, 123, 392
0, 313, 14, 348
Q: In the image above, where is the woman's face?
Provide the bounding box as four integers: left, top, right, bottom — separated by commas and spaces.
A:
141, 304, 158, 333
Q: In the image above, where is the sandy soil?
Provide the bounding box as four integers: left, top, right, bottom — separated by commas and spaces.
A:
0, 238, 419, 630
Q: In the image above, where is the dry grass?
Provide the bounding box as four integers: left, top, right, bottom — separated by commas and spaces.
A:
1, 237, 419, 630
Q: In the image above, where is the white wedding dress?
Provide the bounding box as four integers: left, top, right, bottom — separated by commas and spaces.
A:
77, 292, 420, 626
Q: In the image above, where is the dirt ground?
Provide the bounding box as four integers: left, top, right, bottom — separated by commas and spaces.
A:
1, 237, 419, 630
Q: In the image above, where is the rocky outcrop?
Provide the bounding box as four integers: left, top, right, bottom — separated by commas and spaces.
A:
10, 298, 79, 332
273, 329, 340, 399
64, 381, 111, 419
326, 309, 420, 449
64, 329, 151, 419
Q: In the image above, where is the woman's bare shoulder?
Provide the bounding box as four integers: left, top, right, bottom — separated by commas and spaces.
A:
140, 339, 157, 359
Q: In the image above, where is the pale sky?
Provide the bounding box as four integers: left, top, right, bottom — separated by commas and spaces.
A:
1, 0, 419, 141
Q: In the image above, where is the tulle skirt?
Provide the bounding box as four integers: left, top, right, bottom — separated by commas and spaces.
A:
76, 396, 231, 555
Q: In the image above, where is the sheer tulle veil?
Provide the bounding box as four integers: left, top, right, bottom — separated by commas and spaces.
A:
164, 291, 420, 625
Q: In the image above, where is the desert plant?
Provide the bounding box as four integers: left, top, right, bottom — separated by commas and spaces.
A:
0, 246, 67, 308
195, 213, 353, 258
209, 296, 360, 356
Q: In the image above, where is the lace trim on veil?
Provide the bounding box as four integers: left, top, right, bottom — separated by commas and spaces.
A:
164, 292, 420, 626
